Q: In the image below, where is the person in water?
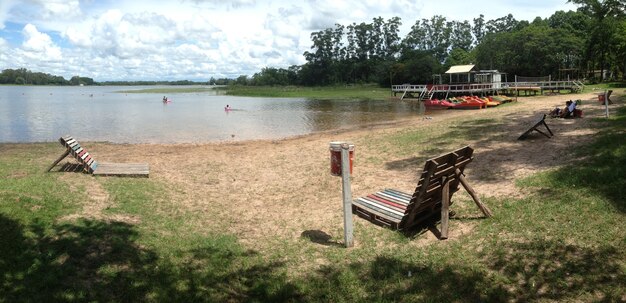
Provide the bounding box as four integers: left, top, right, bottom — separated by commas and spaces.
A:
163, 96, 167, 102
225, 104, 231, 110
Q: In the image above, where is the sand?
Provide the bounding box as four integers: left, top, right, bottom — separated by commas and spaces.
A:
55, 90, 622, 251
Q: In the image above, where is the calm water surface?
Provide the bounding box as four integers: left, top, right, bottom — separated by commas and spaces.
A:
0, 85, 429, 143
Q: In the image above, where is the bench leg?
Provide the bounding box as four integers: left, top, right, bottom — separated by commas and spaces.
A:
47, 148, 71, 172
533, 127, 551, 139
456, 169, 493, 217
440, 177, 451, 240
542, 121, 554, 137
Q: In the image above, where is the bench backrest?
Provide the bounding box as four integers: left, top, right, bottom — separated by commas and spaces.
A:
59, 136, 99, 173
399, 146, 474, 229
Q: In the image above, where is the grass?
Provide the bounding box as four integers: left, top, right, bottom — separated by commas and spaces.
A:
114, 84, 394, 100
218, 84, 393, 100
582, 82, 626, 93
117, 87, 218, 94
1, 106, 625, 301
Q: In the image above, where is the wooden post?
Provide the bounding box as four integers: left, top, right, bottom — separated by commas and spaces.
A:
340, 143, 354, 248
47, 148, 71, 172
440, 176, 450, 240
455, 168, 493, 217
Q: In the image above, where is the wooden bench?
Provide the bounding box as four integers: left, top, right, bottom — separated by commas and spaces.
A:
517, 114, 553, 140
352, 146, 492, 239
47, 135, 149, 177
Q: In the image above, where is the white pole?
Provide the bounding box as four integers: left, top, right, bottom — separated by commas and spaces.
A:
340, 143, 354, 248
605, 90, 609, 118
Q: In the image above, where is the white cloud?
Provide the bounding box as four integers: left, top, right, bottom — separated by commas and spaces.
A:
0, 0, 579, 81
39, 0, 82, 20
0, 0, 19, 29
21, 23, 62, 61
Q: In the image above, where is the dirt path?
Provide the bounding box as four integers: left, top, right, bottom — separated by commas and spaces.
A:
67, 90, 621, 250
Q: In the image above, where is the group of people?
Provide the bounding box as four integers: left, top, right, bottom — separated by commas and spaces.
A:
549, 100, 580, 118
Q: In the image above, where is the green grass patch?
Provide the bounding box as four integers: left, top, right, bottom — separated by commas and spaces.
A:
1, 104, 624, 302
117, 87, 219, 94
218, 84, 392, 100
582, 81, 626, 93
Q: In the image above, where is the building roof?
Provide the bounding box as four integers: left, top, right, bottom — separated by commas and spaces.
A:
445, 64, 475, 74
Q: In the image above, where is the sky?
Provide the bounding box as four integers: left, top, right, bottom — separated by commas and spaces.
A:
0, 0, 578, 81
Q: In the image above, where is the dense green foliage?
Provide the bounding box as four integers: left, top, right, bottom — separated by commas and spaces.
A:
0, 68, 220, 86
243, 1, 626, 87
0, 68, 77, 85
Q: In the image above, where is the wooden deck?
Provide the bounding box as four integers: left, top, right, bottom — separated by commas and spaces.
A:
391, 80, 583, 100
92, 163, 150, 177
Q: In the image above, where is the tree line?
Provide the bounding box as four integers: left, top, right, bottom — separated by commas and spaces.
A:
0, 68, 243, 86
0, 68, 89, 85
0, 68, 221, 86
247, 0, 626, 86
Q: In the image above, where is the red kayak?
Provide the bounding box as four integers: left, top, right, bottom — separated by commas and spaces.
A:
423, 99, 456, 109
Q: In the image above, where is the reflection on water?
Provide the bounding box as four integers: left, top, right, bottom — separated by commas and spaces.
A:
0, 85, 431, 143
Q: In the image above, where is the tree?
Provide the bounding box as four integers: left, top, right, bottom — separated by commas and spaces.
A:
568, 0, 626, 80
472, 14, 486, 46
485, 14, 520, 34
70, 76, 81, 86
449, 20, 473, 51
445, 48, 474, 68
382, 17, 402, 59
402, 15, 452, 63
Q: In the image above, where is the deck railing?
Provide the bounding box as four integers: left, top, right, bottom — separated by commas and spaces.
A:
392, 80, 582, 94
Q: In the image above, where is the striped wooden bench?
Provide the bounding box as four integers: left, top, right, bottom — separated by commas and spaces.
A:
352, 146, 491, 238
47, 135, 149, 178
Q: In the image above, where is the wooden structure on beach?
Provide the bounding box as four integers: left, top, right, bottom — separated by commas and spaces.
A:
392, 80, 584, 100
48, 135, 149, 177
352, 146, 492, 238
392, 65, 584, 100
518, 114, 554, 140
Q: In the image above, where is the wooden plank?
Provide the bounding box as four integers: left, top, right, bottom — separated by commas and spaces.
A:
355, 197, 405, 219
92, 162, 149, 177
352, 205, 399, 228
368, 194, 407, 210
374, 191, 410, 206
353, 198, 403, 221
440, 177, 451, 239
456, 168, 493, 217
384, 189, 412, 199
379, 190, 412, 203
357, 197, 405, 218
47, 148, 71, 172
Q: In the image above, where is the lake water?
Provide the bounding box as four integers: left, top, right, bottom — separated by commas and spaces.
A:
0, 85, 428, 143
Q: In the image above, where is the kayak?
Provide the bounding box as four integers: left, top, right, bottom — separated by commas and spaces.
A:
423, 99, 456, 109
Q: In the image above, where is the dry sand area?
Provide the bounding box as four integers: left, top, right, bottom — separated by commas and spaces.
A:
58, 90, 622, 253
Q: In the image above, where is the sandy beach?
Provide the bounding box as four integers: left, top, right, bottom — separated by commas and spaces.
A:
48, 90, 621, 253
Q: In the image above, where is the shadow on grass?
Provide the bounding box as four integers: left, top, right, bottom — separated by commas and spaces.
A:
303, 238, 624, 302
301, 230, 343, 247
0, 215, 299, 302
537, 106, 626, 212
384, 101, 624, 198
1, 214, 623, 302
